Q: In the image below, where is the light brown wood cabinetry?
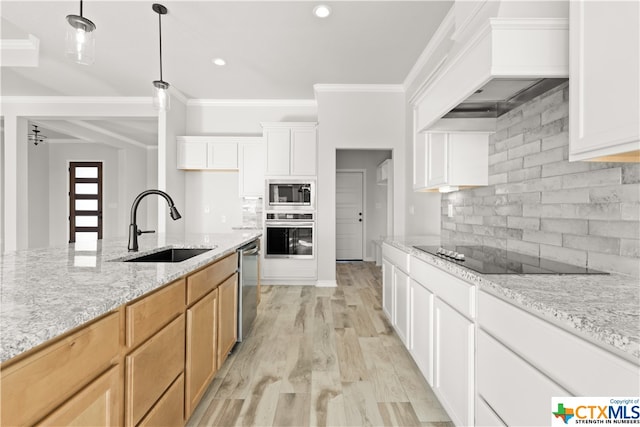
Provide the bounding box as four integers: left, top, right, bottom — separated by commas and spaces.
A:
126, 278, 185, 349
0, 312, 120, 427
185, 288, 219, 418
37, 365, 121, 427
138, 374, 185, 427
217, 273, 238, 368
187, 252, 237, 304
125, 313, 185, 426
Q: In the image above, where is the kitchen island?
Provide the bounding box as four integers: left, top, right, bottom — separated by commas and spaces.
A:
382, 235, 640, 427
0, 231, 260, 427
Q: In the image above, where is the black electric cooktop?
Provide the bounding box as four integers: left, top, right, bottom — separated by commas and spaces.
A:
413, 245, 609, 275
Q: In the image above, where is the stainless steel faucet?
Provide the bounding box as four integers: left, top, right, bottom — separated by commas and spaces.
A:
128, 189, 182, 252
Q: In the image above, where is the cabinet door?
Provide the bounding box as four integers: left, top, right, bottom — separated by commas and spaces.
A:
239, 142, 266, 196
217, 273, 238, 368
208, 142, 238, 169
265, 128, 291, 175
569, 1, 640, 161
427, 133, 448, 187
382, 259, 394, 322
409, 279, 434, 386
291, 127, 316, 175
434, 298, 474, 427
393, 268, 410, 345
138, 374, 184, 427
177, 141, 208, 169
185, 289, 218, 419
37, 366, 121, 427
125, 314, 185, 427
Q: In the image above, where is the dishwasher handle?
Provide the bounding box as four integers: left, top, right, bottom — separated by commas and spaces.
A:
240, 241, 259, 256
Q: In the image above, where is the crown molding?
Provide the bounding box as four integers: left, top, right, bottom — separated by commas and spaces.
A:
0, 96, 152, 104
313, 84, 404, 94
0, 34, 39, 67
403, 6, 455, 92
187, 99, 317, 107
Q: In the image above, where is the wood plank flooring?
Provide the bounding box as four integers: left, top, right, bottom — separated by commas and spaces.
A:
187, 262, 453, 427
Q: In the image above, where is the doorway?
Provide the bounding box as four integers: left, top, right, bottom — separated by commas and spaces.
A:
69, 162, 103, 243
336, 171, 364, 260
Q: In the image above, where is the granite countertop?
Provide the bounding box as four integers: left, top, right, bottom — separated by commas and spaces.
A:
383, 236, 640, 362
0, 231, 261, 363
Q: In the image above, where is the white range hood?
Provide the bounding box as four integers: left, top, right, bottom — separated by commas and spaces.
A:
412, 1, 569, 132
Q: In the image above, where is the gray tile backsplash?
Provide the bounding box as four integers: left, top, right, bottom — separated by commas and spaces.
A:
441, 82, 640, 277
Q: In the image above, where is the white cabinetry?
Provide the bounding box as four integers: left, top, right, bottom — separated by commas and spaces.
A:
177, 137, 238, 170
413, 132, 489, 192
376, 159, 391, 185
238, 139, 265, 197
569, 0, 640, 162
381, 243, 410, 346
262, 123, 317, 176
409, 279, 434, 385
477, 290, 640, 426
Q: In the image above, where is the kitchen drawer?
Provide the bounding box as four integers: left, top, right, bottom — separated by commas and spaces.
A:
477, 330, 569, 427
382, 243, 410, 273
411, 255, 475, 319
138, 373, 184, 427
478, 290, 640, 396
187, 252, 237, 305
125, 313, 185, 427
0, 312, 120, 427
126, 279, 185, 349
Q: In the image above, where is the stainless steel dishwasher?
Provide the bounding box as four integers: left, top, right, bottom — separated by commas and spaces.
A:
237, 240, 259, 341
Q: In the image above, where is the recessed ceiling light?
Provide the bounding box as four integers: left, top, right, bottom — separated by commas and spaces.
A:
213, 58, 226, 66
313, 5, 331, 18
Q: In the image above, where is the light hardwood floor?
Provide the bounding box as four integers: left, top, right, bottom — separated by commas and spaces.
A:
187, 262, 453, 427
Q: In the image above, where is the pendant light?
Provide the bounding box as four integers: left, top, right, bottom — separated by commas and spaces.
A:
152, 3, 170, 111
65, 0, 96, 65
28, 125, 47, 146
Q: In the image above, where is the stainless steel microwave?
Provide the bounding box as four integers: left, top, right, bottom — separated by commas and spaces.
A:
265, 180, 315, 210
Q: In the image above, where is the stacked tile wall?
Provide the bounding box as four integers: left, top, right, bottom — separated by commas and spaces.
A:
441, 82, 640, 276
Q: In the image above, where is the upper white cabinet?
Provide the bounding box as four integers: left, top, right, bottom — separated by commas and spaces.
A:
376, 159, 391, 185
569, 1, 640, 162
177, 137, 238, 170
414, 132, 489, 192
238, 138, 265, 197
261, 122, 317, 176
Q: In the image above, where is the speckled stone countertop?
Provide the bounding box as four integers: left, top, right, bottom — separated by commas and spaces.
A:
0, 231, 261, 363
383, 236, 640, 363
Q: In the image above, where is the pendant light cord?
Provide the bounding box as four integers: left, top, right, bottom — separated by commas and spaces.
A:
79, 0, 83, 17
158, 12, 163, 82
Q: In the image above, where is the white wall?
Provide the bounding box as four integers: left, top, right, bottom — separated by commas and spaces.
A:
316, 89, 406, 284
27, 137, 50, 248
184, 172, 243, 233
336, 149, 391, 260
186, 102, 317, 135
159, 97, 187, 235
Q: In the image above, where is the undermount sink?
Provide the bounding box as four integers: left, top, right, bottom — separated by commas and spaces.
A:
124, 248, 212, 263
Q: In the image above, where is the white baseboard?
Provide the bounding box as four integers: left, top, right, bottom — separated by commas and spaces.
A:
364, 256, 375, 262
315, 280, 338, 288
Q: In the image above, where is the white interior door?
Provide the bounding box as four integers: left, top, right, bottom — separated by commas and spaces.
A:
336, 171, 364, 260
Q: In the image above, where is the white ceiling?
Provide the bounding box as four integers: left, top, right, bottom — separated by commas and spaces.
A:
3, 1, 452, 148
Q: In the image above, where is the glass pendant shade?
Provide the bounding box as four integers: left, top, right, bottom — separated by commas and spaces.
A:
153, 81, 170, 111
65, 14, 96, 65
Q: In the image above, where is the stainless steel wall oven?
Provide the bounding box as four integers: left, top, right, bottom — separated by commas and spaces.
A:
264, 212, 314, 259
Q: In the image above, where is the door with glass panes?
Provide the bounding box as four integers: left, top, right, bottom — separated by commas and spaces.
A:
69, 162, 103, 243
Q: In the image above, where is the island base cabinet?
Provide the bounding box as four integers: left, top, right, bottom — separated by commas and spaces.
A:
382, 259, 394, 320
37, 366, 121, 427
138, 374, 185, 427
434, 298, 474, 427
0, 312, 120, 427
217, 273, 238, 368
125, 314, 185, 427
185, 289, 219, 419
393, 268, 410, 345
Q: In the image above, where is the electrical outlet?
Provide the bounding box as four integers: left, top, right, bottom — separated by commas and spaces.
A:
204, 205, 210, 214
409, 205, 415, 215
447, 203, 454, 218
221, 215, 227, 223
